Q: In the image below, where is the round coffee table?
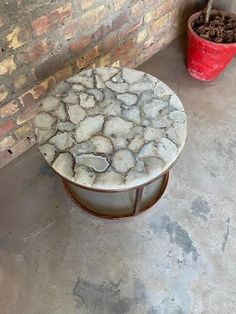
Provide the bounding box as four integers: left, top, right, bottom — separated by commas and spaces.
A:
34, 67, 187, 219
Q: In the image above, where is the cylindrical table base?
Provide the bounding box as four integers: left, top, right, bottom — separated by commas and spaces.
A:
63, 172, 169, 220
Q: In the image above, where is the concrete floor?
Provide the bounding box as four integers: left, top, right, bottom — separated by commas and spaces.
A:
1, 38, 236, 314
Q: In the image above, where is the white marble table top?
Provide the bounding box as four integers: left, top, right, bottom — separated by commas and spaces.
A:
34, 67, 187, 190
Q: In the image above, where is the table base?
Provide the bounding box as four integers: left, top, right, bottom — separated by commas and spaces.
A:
63, 172, 169, 220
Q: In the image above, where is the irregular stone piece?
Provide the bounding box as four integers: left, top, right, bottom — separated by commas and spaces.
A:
104, 117, 133, 138
111, 72, 123, 83
76, 154, 109, 172
105, 81, 128, 93
40, 96, 60, 112
52, 152, 74, 178
52, 103, 68, 121
95, 74, 105, 88
96, 68, 119, 81
87, 106, 100, 116
122, 106, 141, 124
111, 137, 128, 150
57, 121, 76, 132
143, 127, 164, 142
70, 142, 94, 155
128, 135, 145, 152
95, 171, 123, 187
103, 103, 121, 116
134, 160, 145, 172
169, 111, 186, 123
143, 156, 164, 175
39, 144, 56, 163
51, 82, 70, 96
139, 141, 159, 158
68, 105, 86, 124
122, 68, 144, 84
126, 170, 144, 184
112, 149, 135, 173
34, 112, 56, 128
90, 135, 113, 154
35, 128, 57, 145
75, 115, 104, 142
140, 90, 155, 102
166, 122, 187, 146
143, 99, 169, 119
72, 84, 84, 92
67, 73, 94, 88
49, 132, 74, 150
87, 89, 104, 102
128, 82, 154, 94
157, 138, 178, 163
152, 116, 171, 128
117, 93, 138, 106
127, 126, 143, 140
63, 90, 78, 104
169, 94, 184, 111
79, 93, 96, 108
74, 165, 96, 186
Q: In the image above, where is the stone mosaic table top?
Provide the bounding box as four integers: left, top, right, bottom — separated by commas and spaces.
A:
34, 67, 187, 190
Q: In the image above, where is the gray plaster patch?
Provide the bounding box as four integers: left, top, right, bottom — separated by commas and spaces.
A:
191, 196, 211, 221
221, 217, 230, 252
73, 279, 131, 314
150, 215, 199, 261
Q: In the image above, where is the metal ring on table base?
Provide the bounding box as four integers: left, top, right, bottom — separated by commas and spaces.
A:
63, 171, 169, 220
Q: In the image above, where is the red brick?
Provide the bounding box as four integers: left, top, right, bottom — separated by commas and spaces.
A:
19, 76, 56, 106
13, 74, 28, 91
112, 41, 134, 61
154, 2, 172, 20
79, 5, 108, 30
118, 19, 142, 40
16, 105, 39, 125
55, 64, 73, 82
93, 25, 111, 42
80, 0, 95, 10
0, 136, 15, 152
15, 124, 33, 139
63, 20, 79, 40
32, 3, 72, 35
0, 84, 8, 102
143, 0, 164, 8
76, 46, 100, 69
112, 12, 129, 30
69, 36, 91, 55
32, 49, 70, 81
131, 2, 144, 17
0, 100, 19, 118
0, 16, 5, 28
17, 39, 54, 64
104, 35, 119, 51
0, 120, 15, 138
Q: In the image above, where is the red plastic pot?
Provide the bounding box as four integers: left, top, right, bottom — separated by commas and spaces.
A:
187, 10, 236, 81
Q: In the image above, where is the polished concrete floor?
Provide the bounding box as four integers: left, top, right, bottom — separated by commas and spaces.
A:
1, 38, 236, 314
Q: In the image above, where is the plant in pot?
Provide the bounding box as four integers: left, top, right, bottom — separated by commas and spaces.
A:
187, 0, 236, 81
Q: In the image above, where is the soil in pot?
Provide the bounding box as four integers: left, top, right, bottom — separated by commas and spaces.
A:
192, 13, 236, 43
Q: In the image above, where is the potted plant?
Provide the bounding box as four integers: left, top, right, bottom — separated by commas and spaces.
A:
187, 0, 236, 81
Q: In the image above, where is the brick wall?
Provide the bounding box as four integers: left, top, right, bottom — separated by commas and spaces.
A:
0, 0, 198, 168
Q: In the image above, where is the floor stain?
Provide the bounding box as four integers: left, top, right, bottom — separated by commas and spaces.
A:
221, 217, 230, 252
150, 215, 199, 261
191, 196, 211, 221
73, 277, 148, 313
38, 164, 55, 178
